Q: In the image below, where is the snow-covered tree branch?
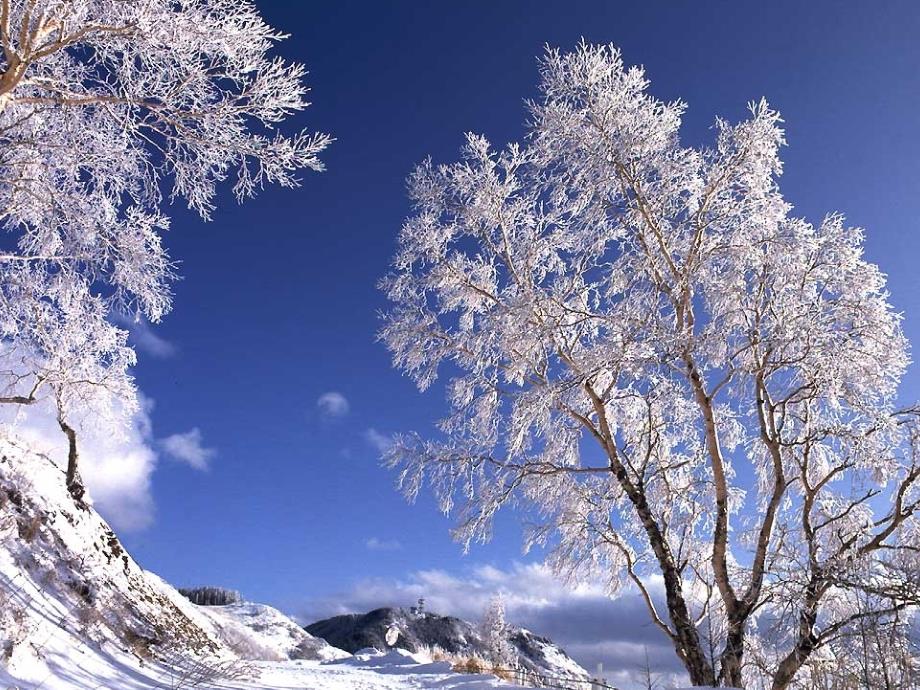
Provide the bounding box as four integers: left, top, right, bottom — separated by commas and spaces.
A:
381, 42, 920, 689
0, 0, 329, 499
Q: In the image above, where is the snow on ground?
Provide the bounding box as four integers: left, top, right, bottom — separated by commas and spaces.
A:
0, 436, 527, 689
197, 600, 351, 662
1, 643, 528, 689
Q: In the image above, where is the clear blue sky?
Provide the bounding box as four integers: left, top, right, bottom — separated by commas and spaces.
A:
119, 0, 920, 618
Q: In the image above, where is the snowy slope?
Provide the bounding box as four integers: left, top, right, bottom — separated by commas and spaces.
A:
0, 435, 239, 688
0, 436, 533, 689
307, 607, 591, 681
196, 600, 350, 662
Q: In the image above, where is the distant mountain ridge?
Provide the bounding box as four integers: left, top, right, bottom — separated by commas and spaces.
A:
306, 606, 590, 681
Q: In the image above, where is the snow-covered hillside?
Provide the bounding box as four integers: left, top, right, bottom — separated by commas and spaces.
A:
0, 436, 545, 689
306, 607, 591, 681
196, 600, 350, 662
0, 436, 235, 683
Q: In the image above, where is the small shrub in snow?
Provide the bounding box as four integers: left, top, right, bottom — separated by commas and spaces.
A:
122, 626, 158, 661
15, 513, 42, 543
0, 580, 33, 663
75, 602, 104, 638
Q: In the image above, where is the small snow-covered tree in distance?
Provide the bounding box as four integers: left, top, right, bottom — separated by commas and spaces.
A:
381, 42, 920, 689
0, 0, 330, 499
480, 595, 514, 669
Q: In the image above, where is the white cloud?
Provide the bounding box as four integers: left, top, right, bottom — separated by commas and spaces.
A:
363, 427, 393, 454
159, 427, 215, 471
297, 562, 687, 690
0, 392, 213, 532
317, 391, 350, 418
113, 312, 177, 358
365, 537, 402, 551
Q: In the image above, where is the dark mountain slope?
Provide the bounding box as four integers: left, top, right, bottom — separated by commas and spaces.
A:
306, 606, 589, 680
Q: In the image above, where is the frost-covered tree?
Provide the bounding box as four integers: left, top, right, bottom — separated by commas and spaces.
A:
0, 273, 136, 500
0, 0, 329, 498
381, 43, 920, 689
775, 586, 920, 690
480, 595, 514, 668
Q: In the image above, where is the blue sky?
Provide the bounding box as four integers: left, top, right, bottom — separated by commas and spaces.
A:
107, 0, 920, 664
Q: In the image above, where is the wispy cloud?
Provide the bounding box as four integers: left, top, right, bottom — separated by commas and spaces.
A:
365, 537, 402, 552
159, 428, 215, 471
113, 312, 177, 358
317, 391, 350, 419
363, 427, 394, 454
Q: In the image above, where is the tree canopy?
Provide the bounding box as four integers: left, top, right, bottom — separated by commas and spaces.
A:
381, 42, 920, 689
0, 0, 328, 496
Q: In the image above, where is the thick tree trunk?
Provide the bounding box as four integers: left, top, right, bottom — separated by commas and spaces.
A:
57, 413, 85, 503
719, 619, 746, 689
771, 635, 815, 690
0, 58, 28, 100
585, 381, 717, 687
671, 606, 718, 687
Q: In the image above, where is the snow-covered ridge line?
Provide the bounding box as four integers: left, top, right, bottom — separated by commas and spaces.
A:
306, 605, 592, 681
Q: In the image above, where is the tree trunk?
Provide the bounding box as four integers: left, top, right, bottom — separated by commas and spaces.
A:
586, 382, 716, 686
771, 585, 821, 690
57, 413, 85, 503
771, 636, 815, 690
674, 618, 718, 687
719, 619, 746, 688
609, 463, 716, 686
0, 58, 28, 99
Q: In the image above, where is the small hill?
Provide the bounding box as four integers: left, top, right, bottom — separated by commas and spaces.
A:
193, 599, 350, 662
306, 606, 590, 681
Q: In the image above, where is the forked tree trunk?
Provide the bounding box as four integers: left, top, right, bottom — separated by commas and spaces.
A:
770, 586, 821, 690
588, 381, 718, 687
